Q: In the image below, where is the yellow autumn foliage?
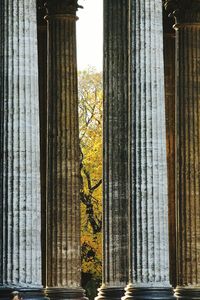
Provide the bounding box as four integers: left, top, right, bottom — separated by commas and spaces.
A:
78, 67, 103, 280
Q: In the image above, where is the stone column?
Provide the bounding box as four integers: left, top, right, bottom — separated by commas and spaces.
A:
164, 1, 200, 298
37, 0, 47, 287
0, 1, 45, 299
163, 11, 176, 288
124, 0, 175, 299
96, 0, 129, 299
45, 1, 85, 299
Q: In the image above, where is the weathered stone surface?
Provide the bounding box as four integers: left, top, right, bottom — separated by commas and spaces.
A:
173, 11, 200, 300
96, 0, 129, 299
45, 2, 85, 298
163, 13, 176, 288
0, 0, 42, 292
164, 2, 200, 298
37, 1, 47, 287
124, 0, 174, 298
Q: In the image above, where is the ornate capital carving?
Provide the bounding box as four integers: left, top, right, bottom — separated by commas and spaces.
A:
45, 0, 83, 16
164, 0, 200, 24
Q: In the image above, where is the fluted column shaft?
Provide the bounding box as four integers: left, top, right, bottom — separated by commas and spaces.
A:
164, 1, 200, 298
0, 1, 45, 299
163, 13, 176, 287
124, 1, 174, 299
96, 1, 129, 299
45, 1, 85, 299
176, 24, 200, 288
37, 1, 47, 287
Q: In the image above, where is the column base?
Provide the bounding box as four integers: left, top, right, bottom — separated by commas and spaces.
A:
46, 288, 87, 300
95, 286, 126, 300
175, 287, 200, 299
0, 287, 47, 300
123, 286, 175, 300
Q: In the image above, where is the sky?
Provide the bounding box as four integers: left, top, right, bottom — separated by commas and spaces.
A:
76, 0, 103, 72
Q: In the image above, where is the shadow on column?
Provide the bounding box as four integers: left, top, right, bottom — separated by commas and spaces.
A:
44, 1, 87, 300
95, 0, 129, 299
163, 9, 176, 289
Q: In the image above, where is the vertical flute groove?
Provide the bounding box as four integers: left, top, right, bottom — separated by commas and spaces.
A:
0, 0, 42, 288
175, 23, 200, 286
129, 0, 171, 287
96, 2, 129, 298
103, 0, 129, 287
46, 1, 81, 288
163, 10, 176, 286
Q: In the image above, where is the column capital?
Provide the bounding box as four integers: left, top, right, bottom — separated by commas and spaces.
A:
44, 0, 82, 16
164, 0, 200, 24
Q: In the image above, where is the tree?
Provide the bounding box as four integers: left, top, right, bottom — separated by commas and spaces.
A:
78, 68, 103, 298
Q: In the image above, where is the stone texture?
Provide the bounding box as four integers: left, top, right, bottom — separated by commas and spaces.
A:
37, 0, 47, 287
0, 0, 43, 296
164, 2, 200, 298
96, 0, 129, 299
45, 1, 85, 298
175, 24, 200, 288
124, 0, 174, 298
163, 12, 176, 288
